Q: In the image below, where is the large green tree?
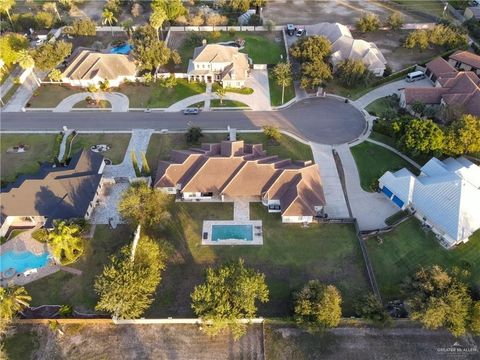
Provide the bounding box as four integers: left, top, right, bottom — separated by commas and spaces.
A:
151, 0, 186, 21
32, 40, 72, 71
273, 62, 292, 104
356, 12, 380, 32
132, 25, 174, 72
118, 182, 172, 231
403, 266, 476, 337
0, 0, 15, 24
149, 7, 167, 41
290, 35, 332, 63
335, 59, 373, 88
0, 33, 29, 66
191, 259, 269, 339
443, 114, 480, 156
47, 221, 84, 265
95, 235, 167, 319
300, 58, 332, 90
405, 25, 468, 50
294, 280, 342, 331
65, 18, 96, 36
16, 49, 34, 69
400, 118, 444, 155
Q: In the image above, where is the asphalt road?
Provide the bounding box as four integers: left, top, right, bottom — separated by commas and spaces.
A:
0, 97, 366, 145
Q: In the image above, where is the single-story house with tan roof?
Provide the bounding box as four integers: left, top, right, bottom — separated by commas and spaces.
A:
61, 50, 137, 88
154, 139, 326, 223
448, 50, 480, 76
400, 57, 480, 116
187, 43, 250, 88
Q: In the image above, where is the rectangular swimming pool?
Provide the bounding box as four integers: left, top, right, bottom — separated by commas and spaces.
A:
211, 225, 253, 241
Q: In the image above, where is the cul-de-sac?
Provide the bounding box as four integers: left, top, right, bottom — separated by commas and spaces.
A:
1, 1, 480, 359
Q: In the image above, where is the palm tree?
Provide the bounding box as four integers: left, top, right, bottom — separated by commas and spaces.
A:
121, 19, 134, 40
273, 62, 293, 105
149, 8, 167, 41
47, 221, 84, 265
17, 50, 34, 70
0, 0, 15, 25
0, 286, 31, 321
216, 86, 226, 105
102, 9, 117, 37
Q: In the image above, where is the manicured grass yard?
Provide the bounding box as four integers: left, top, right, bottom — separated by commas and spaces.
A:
69, 133, 131, 164
148, 202, 370, 317
25, 225, 131, 311
350, 141, 419, 192
1, 134, 58, 185
367, 218, 480, 301
27, 85, 83, 108
72, 100, 111, 108
210, 99, 249, 108
268, 68, 295, 106
146, 132, 314, 173
365, 96, 400, 117
118, 79, 206, 108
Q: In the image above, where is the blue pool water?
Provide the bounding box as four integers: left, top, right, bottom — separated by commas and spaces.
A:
211, 225, 253, 241
0, 251, 49, 273
110, 44, 133, 54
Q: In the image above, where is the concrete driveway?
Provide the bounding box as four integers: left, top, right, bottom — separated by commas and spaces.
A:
241, 69, 271, 111
53, 92, 129, 112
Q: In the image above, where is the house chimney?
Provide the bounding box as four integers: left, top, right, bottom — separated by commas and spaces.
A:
202, 39, 207, 46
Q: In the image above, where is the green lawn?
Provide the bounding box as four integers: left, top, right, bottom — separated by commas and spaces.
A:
119, 79, 206, 108
365, 96, 400, 117
69, 133, 131, 164
392, 0, 449, 18
148, 202, 369, 317
210, 99, 249, 108
1, 134, 58, 185
146, 132, 314, 173
350, 141, 419, 192
175, 31, 286, 71
367, 218, 480, 300
25, 225, 132, 311
212, 82, 254, 95
1, 83, 20, 106
268, 68, 295, 106
27, 85, 83, 108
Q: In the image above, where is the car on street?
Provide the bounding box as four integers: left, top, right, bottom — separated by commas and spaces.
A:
286, 24, 295, 36
296, 28, 305, 37
183, 108, 200, 115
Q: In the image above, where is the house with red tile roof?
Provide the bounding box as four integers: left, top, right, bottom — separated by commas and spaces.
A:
400, 57, 480, 116
448, 50, 480, 76
154, 140, 326, 223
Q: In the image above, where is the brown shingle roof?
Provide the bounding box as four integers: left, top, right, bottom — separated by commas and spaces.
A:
450, 51, 480, 70
62, 50, 137, 81
154, 142, 326, 217
426, 57, 456, 78
404, 88, 446, 104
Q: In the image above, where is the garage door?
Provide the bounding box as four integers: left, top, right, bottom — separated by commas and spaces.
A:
392, 195, 404, 208
381, 186, 393, 198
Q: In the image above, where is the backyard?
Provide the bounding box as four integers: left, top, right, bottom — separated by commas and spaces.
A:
145, 132, 314, 173
168, 31, 286, 71
0, 134, 58, 185
69, 133, 131, 164
268, 68, 296, 106
366, 218, 480, 301
350, 141, 419, 192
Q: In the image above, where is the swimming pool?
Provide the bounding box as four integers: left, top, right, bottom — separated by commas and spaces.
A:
211, 225, 253, 241
110, 43, 133, 55
0, 251, 49, 274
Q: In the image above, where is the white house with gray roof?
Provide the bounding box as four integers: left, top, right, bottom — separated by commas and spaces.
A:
379, 157, 480, 248
187, 43, 250, 88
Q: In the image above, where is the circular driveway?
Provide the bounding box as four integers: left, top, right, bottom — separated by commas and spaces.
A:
279, 97, 366, 144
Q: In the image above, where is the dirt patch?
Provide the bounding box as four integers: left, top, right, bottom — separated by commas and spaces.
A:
11, 323, 264, 360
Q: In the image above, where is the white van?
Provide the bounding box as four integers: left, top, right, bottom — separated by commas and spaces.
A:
406, 71, 426, 82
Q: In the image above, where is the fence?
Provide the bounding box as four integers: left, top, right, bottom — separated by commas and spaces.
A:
14, 317, 264, 325
169, 25, 283, 32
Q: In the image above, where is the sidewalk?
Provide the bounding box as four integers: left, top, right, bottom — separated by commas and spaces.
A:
3, 71, 46, 112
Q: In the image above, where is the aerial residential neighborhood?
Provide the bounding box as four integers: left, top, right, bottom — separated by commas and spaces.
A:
0, 1, 480, 359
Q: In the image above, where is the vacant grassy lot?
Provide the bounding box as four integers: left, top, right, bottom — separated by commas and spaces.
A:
146, 132, 314, 173
350, 141, 419, 192
268, 68, 295, 106
170, 31, 286, 71
25, 225, 131, 311
69, 133, 131, 164
367, 218, 480, 301
1, 134, 58, 185
27, 85, 83, 108
392, 0, 449, 18
3, 327, 40, 360
118, 79, 206, 108
210, 99, 249, 108
149, 202, 369, 317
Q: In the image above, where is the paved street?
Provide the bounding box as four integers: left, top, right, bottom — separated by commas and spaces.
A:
1, 97, 366, 145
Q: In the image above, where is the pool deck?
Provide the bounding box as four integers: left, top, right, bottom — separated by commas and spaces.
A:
202, 220, 263, 245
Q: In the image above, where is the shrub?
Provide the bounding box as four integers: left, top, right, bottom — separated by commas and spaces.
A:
210, 30, 221, 39
248, 14, 262, 26
58, 304, 73, 317
32, 229, 49, 242
185, 126, 203, 144
356, 13, 380, 32
65, 19, 97, 36
35, 11, 55, 29
87, 84, 98, 93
